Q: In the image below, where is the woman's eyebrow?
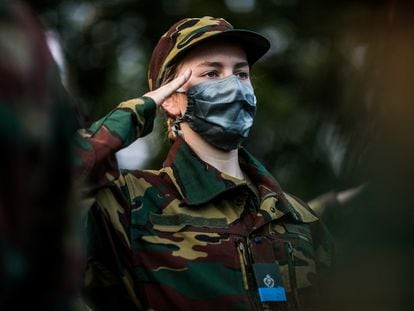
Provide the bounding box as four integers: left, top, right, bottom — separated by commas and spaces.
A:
196, 61, 250, 69
196, 61, 223, 68
234, 62, 249, 69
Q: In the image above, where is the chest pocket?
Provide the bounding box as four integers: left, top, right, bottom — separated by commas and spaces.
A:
149, 211, 228, 232
147, 194, 247, 232
142, 199, 242, 262
252, 219, 317, 293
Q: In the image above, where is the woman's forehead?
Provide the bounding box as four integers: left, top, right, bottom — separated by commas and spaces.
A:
182, 40, 248, 64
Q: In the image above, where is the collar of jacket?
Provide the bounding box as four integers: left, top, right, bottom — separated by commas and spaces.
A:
162, 137, 317, 223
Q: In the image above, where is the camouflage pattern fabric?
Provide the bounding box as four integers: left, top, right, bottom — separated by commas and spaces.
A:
148, 16, 270, 91
76, 97, 334, 310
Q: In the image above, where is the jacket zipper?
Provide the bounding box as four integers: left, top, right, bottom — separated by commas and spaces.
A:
237, 241, 249, 291
236, 239, 264, 311
285, 241, 301, 311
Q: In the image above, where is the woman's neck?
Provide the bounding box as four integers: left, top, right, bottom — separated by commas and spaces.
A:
180, 123, 244, 180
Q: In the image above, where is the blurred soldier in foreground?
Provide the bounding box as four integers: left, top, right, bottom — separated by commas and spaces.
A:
0, 1, 82, 309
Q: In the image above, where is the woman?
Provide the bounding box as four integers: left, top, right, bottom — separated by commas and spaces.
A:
76, 16, 333, 311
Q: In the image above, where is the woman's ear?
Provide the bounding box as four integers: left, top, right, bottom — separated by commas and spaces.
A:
161, 92, 187, 117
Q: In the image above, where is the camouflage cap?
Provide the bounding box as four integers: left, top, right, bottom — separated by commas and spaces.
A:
148, 16, 270, 90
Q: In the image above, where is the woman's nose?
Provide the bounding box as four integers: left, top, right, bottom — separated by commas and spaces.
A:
222, 70, 234, 78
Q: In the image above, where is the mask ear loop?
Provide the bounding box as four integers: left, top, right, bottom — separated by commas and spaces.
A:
171, 89, 186, 138
172, 115, 184, 138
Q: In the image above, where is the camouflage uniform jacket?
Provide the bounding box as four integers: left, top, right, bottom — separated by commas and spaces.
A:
75, 97, 333, 311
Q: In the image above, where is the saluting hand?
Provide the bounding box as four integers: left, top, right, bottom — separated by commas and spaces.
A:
144, 69, 191, 108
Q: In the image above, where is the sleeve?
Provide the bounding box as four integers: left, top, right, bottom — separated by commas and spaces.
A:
289, 193, 336, 310
285, 192, 335, 272
311, 219, 335, 273
73, 96, 156, 188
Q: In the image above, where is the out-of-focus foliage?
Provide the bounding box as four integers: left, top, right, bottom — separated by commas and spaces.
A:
28, 0, 388, 199
26, 1, 414, 310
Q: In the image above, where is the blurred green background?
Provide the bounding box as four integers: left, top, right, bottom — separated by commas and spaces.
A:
25, 1, 414, 310
30, 0, 387, 198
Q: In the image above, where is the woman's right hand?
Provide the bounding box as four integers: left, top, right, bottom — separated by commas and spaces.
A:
144, 69, 191, 107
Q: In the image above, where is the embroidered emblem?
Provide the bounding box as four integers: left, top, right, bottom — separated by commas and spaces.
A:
263, 274, 275, 288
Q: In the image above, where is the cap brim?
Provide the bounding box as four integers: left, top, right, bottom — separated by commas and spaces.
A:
210, 29, 271, 65
169, 29, 270, 67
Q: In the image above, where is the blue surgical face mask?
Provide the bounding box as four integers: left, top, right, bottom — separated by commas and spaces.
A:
175, 75, 257, 151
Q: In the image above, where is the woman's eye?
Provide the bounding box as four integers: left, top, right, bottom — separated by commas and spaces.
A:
236, 72, 249, 80
203, 71, 218, 78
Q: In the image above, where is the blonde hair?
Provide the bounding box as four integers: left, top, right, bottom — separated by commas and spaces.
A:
159, 62, 181, 142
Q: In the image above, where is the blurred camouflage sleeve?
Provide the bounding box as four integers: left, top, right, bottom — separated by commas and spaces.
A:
73, 96, 156, 188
